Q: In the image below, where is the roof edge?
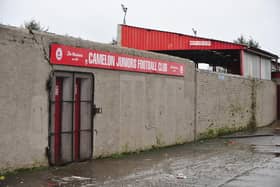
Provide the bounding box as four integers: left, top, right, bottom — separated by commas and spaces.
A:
245, 47, 278, 59
119, 24, 247, 49
120, 24, 278, 59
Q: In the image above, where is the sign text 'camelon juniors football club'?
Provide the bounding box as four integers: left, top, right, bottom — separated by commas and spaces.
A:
50, 44, 185, 76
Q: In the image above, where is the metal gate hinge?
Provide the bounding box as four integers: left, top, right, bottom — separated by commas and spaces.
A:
93, 104, 102, 115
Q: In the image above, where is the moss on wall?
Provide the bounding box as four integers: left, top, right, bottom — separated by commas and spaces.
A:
198, 126, 247, 140
248, 79, 257, 130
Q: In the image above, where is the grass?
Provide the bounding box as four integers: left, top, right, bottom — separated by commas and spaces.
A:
0, 165, 48, 177
198, 126, 248, 140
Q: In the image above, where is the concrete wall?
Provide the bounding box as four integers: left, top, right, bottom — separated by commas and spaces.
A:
0, 26, 51, 171
196, 71, 277, 138
0, 25, 195, 171
196, 71, 252, 137
40, 31, 195, 157
0, 24, 277, 172
255, 80, 277, 127
51, 62, 195, 158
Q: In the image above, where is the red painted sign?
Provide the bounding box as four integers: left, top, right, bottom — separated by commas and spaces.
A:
50, 44, 185, 76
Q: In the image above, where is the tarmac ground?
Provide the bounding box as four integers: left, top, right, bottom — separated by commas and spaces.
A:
2, 122, 280, 187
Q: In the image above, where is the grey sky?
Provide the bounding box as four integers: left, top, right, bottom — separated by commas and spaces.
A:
1, 0, 279, 56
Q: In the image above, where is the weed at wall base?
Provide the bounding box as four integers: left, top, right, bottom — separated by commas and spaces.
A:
198, 126, 247, 140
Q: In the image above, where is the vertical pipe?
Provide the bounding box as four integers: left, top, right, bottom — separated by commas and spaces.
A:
91, 75, 95, 158
240, 50, 244, 76
260, 56, 262, 79
194, 67, 198, 141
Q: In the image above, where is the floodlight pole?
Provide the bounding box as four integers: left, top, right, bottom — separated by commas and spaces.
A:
121, 4, 127, 25
123, 11, 127, 25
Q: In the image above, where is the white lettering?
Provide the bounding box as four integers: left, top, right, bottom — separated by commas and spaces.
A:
137, 59, 157, 71
189, 40, 211, 46
170, 65, 179, 70
158, 62, 167, 72
88, 52, 114, 66
117, 57, 137, 68
67, 50, 83, 58
107, 55, 116, 66
88, 52, 93, 64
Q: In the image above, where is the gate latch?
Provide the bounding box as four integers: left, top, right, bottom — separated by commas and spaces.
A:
93, 104, 102, 115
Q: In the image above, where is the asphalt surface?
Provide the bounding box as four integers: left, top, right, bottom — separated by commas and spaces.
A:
1, 123, 280, 187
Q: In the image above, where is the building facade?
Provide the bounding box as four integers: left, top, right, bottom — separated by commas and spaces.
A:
118, 24, 278, 80
0, 24, 277, 172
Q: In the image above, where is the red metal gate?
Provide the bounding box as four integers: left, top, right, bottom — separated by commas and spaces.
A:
74, 78, 81, 161
54, 78, 63, 164
49, 71, 94, 165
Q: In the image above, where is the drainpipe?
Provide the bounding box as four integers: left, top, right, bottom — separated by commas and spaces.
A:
194, 66, 198, 141
260, 56, 262, 79
240, 50, 244, 76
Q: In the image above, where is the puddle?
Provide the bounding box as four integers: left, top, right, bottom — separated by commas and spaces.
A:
48, 176, 96, 186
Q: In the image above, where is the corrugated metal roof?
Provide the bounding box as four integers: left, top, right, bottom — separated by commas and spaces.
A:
118, 24, 246, 51
246, 47, 278, 59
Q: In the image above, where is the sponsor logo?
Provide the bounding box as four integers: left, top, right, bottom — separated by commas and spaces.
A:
56, 48, 63, 61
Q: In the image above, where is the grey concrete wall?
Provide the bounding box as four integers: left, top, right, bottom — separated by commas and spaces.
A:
40, 32, 195, 157
196, 71, 252, 137
0, 25, 195, 171
0, 26, 51, 171
51, 63, 195, 158
255, 80, 277, 127
0, 24, 276, 172
196, 70, 277, 138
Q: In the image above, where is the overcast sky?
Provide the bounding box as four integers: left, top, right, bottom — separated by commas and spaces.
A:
1, 0, 279, 56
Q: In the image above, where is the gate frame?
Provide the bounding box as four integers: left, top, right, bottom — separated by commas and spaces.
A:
277, 85, 280, 120
47, 70, 95, 166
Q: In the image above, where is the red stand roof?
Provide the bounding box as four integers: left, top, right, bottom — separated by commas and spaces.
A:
119, 25, 246, 51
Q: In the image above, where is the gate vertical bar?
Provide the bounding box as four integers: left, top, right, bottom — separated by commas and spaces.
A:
277, 85, 280, 120
74, 78, 81, 161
